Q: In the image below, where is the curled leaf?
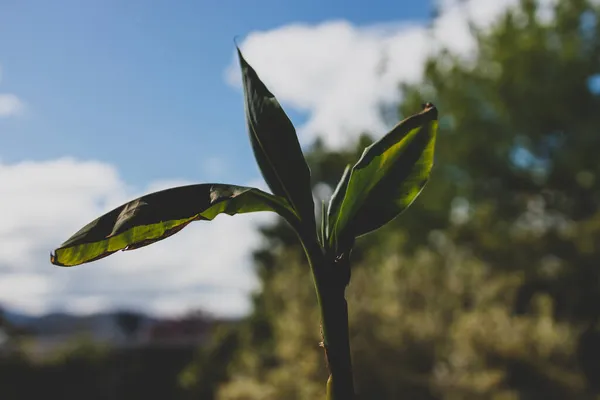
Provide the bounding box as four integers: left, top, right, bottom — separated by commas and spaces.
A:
51, 184, 297, 267
329, 104, 438, 251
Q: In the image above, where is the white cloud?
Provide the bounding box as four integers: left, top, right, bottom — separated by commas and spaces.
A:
0, 94, 24, 117
0, 65, 25, 118
226, 0, 543, 148
226, 21, 428, 148
201, 156, 229, 180
0, 158, 274, 318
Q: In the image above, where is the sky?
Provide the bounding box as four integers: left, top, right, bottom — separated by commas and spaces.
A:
0, 0, 554, 318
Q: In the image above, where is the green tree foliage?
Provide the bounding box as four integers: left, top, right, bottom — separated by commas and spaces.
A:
194, 0, 600, 398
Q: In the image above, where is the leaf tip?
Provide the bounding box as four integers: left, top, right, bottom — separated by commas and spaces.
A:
50, 251, 65, 267
421, 102, 438, 119
235, 43, 247, 66
233, 35, 242, 47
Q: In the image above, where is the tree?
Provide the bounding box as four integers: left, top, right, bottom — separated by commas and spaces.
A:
211, 0, 600, 398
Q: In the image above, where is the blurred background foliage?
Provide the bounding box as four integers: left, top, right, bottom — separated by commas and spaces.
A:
2, 0, 600, 398
196, 1, 600, 398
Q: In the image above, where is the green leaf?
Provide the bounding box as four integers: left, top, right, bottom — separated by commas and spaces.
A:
329, 104, 438, 251
326, 164, 351, 240
319, 199, 327, 248
50, 184, 298, 267
237, 47, 315, 232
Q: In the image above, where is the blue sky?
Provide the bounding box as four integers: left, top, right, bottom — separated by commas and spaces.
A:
0, 0, 519, 317
0, 0, 430, 185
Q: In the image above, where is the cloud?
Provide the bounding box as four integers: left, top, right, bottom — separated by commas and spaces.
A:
226, 0, 544, 148
0, 158, 274, 318
201, 156, 229, 180
0, 65, 25, 118
0, 94, 24, 118
226, 21, 427, 148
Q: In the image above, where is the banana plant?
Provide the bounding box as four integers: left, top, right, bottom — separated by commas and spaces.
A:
50, 47, 438, 399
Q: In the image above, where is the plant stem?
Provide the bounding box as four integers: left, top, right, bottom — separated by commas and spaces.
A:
320, 278, 354, 400
303, 239, 355, 399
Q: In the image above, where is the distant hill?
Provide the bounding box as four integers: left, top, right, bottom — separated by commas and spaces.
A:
2, 308, 156, 340
1, 306, 240, 345
2, 309, 38, 326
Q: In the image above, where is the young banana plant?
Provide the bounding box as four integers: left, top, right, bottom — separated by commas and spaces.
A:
50, 47, 438, 400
